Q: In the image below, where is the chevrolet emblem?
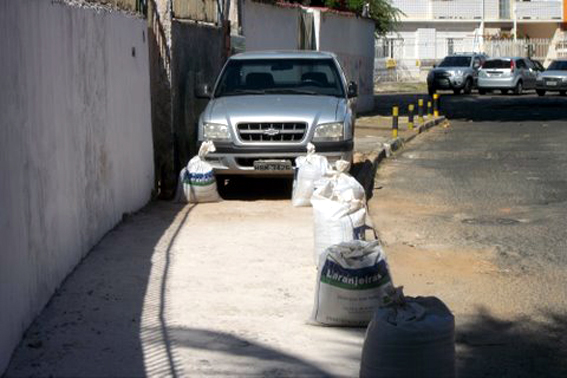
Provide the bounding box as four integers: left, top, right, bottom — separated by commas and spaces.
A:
263, 128, 280, 136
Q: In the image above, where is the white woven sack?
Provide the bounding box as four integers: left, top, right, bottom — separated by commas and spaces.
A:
311, 240, 393, 326
311, 161, 368, 265
292, 143, 329, 207
175, 141, 221, 203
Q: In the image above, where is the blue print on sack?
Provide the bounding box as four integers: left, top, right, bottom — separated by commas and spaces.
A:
186, 170, 215, 186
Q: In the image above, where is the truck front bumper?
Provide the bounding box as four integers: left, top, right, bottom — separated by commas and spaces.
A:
203, 141, 354, 176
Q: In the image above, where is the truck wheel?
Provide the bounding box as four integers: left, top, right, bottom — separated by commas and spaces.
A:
463, 79, 473, 94
514, 81, 523, 95
501, 89, 509, 95
453, 88, 461, 95
560, 91, 566, 96
478, 88, 486, 95
536, 89, 546, 96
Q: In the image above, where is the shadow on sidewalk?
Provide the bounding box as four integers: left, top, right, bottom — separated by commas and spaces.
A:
5, 202, 190, 377
456, 306, 567, 378
218, 176, 293, 201
164, 327, 335, 376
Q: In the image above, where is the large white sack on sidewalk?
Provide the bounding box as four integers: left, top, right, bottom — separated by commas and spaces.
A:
311, 240, 393, 327
292, 143, 329, 207
311, 161, 370, 264
175, 141, 221, 203
360, 288, 455, 378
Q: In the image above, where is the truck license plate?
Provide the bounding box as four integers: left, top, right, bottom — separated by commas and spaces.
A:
254, 159, 292, 171
547, 81, 557, 86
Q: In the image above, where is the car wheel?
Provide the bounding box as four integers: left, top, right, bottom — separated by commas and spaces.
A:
428, 86, 436, 96
560, 91, 566, 96
453, 88, 461, 95
501, 89, 509, 95
536, 89, 546, 96
478, 88, 486, 95
463, 79, 473, 94
514, 81, 523, 95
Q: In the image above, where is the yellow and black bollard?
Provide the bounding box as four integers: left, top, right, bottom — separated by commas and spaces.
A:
392, 105, 399, 138
408, 104, 415, 130
418, 99, 424, 124
433, 94, 440, 117
427, 100, 433, 118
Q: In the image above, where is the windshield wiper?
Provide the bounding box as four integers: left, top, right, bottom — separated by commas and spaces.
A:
263, 88, 319, 95
221, 89, 266, 96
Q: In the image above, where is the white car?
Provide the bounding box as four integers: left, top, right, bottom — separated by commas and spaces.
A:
535, 59, 567, 96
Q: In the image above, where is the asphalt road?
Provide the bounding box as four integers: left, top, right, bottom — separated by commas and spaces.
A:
369, 91, 567, 377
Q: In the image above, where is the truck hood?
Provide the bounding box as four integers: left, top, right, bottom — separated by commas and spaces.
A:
541, 70, 567, 78
205, 95, 343, 127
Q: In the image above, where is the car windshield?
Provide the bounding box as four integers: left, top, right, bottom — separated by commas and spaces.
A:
483, 59, 511, 69
439, 56, 471, 67
214, 58, 345, 98
547, 61, 567, 71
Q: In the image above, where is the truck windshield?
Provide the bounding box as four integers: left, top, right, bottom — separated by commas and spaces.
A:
214, 58, 345, 98
439, 56, 471, 67
547, 60, 567, 71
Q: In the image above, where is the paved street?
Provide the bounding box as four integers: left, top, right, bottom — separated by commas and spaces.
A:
5, 92, 567, 377
370, 92, 567, 377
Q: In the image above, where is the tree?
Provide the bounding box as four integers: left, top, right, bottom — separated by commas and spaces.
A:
322, 0, 401, 35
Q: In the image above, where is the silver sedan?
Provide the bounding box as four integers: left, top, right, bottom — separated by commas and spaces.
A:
536, 60, 567, 96
477, 57, 537, 95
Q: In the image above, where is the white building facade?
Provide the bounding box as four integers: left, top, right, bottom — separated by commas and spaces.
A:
377, 0, 567, 81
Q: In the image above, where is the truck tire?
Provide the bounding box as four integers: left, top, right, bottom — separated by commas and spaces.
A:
463, 78, 473, 95
514, 81, 523, 95
536, 89, 546, 96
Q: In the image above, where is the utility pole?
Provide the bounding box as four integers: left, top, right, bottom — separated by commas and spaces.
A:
513, 0, 518, 41
480, 0, 485, 52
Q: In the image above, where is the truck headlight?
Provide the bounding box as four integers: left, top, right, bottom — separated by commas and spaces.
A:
314, 122, 344, 141
203, 123, 230, 140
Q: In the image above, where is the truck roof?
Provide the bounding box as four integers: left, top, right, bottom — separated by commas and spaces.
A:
230, 50, 337, 60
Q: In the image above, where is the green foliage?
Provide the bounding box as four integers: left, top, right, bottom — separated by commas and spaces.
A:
322, 0, 401, 35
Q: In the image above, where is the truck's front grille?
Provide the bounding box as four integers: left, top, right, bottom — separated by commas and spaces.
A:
237, 122, 307, 142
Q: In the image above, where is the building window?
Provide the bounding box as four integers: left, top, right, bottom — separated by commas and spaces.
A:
383, 38, 403, 59
499, 0, 510, 19
447, 38, 455, 55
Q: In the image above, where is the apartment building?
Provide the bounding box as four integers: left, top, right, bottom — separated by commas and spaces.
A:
376, 0, 567, 81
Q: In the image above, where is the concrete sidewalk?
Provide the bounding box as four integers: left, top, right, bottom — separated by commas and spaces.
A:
5, 115, 447, 377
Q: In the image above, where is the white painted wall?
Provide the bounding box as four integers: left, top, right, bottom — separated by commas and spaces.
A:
0, 0, 154, 373
317, 12, 375, 112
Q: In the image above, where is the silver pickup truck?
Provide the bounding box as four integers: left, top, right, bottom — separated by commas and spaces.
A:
196, 51, 357, 175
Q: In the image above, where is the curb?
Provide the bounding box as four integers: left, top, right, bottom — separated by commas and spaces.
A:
352, 116, 447, 198
376, 115, 446, 164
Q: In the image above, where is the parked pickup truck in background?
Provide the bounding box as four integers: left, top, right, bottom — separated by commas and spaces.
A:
195, 51, 357, 175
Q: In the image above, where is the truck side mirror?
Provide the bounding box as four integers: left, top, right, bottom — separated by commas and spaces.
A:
195, 84, 212, 99
347, 81, 358, 98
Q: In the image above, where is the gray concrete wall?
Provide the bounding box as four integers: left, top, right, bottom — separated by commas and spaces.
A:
241, 1, 375, 112
318, 12, 376, 113
0, 0, 154, 373
170, 20, 225, 169
241, 0, 300, 51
